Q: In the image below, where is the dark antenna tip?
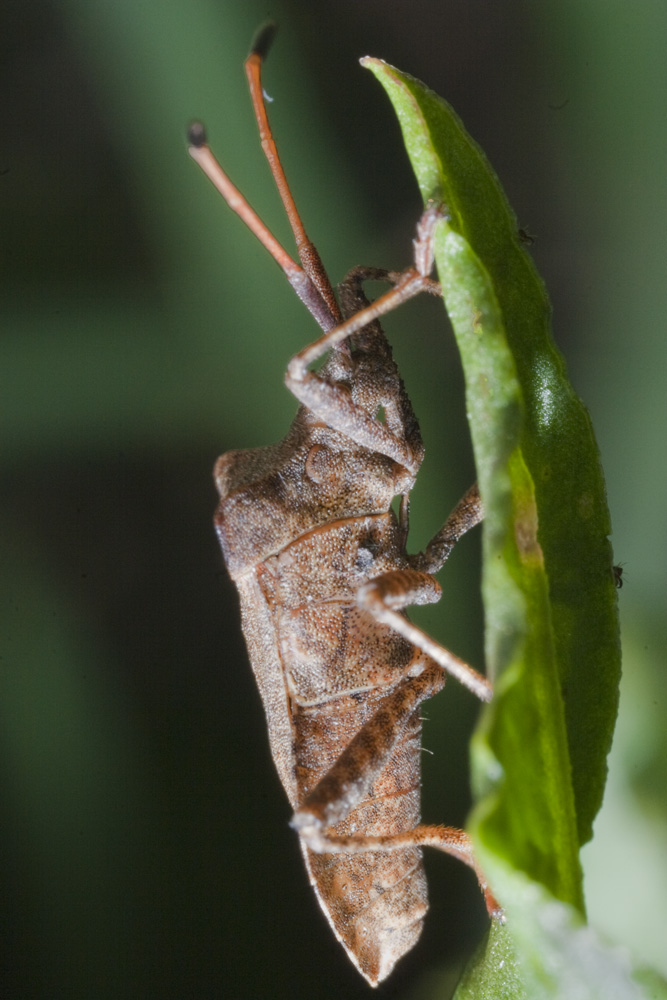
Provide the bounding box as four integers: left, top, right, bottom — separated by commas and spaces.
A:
187, 121, 208, 148
249, 21, 278, 61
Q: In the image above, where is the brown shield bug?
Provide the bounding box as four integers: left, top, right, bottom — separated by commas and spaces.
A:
188, 24, 501, 986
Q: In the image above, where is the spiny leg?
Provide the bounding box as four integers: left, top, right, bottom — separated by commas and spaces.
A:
293, 662, 500, 917
285, 205, 446, 473
294, 663, 444, 833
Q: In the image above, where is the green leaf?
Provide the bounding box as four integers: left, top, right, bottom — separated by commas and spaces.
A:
453, 873, 656, 1000
363, 57, 624, 994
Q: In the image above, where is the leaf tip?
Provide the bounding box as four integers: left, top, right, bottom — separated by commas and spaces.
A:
359, 55, 387, 76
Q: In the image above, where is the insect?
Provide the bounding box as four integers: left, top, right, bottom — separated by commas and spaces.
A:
518, 227, 536, 246
188, 25, 501, 986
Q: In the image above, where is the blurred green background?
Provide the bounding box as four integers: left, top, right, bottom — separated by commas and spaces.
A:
2, 2, 666, 997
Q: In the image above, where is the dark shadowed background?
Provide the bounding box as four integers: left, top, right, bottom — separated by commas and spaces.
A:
2, 2, 666, 997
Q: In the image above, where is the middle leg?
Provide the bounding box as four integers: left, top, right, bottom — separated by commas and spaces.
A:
356, 566, 491, 702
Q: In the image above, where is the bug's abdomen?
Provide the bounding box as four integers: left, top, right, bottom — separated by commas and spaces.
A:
295, 691, 427, 984
257, 512, 429, 983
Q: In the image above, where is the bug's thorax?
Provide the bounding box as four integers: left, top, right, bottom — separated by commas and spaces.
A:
214, 333, 422, 580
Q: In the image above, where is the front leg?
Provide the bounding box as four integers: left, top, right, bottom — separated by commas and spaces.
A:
285, 207, 444, 473
288, 205, 443, 379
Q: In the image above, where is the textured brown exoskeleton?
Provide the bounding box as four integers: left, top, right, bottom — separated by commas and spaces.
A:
188, 26, 501, 986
